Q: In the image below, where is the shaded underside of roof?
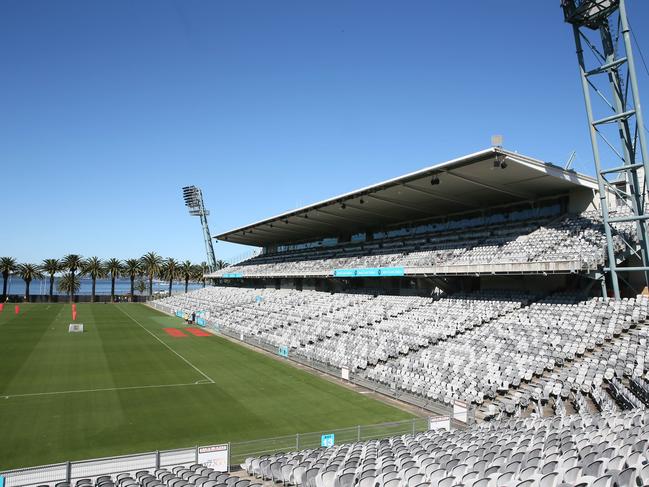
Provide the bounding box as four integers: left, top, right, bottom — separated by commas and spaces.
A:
216, 148, 597, 247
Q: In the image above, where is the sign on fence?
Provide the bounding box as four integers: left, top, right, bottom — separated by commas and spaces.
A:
197, 444, 228, 472
278, 346, 289, 358
1, 475, 5, 487
453, 400, 468, 423
341, 367, 349, 380
428, 416, 451, 431
320, 434, 335, 448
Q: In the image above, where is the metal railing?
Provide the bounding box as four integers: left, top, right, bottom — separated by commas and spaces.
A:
0, 447, 198, 487
228, 418, 430, 466
0, 417, 459, 487
213, 327, 455, 418
205, 258, 601, 279
147, 302, 463, 419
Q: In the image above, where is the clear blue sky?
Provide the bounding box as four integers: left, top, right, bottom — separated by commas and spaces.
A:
2, 0, 649, 264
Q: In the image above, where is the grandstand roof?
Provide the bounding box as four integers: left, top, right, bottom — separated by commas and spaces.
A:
216, 148, 598, 246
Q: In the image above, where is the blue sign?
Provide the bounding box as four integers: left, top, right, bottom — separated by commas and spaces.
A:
321, 434, 335, 448
333, 267, 405, 278
333, 269, 357, 277
222, 273, 243, 279
175, 310, 184, 318
1, 475, 5, 487
278, 346, 289, 357
255, 296, 264, 303
196, 317, 206, 326
356, 268, 380, 277
379, 267, 406, 277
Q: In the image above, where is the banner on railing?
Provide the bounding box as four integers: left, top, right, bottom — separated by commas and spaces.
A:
341, 367, 349, 380
453, 400, 468, 423
332, 267, 405, 278
278, 346, 289, 358
428, 416, 451, 431
320, 434, 335, 448
221, 273, 243, 279
197, 444, 228, 472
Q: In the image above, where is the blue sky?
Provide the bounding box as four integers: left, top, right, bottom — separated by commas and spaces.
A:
2, 0, 649, 264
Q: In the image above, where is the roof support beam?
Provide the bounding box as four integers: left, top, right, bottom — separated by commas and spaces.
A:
366, 194, 434, 215
401, 183, 480, 209
298, 214, 343, 230
443, 170, 536, 200
344, 203, 394, 219
245, 224, 305, 237
316, 208, 368, 225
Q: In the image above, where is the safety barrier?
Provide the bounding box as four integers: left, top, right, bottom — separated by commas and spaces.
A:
0, 417, 460, 487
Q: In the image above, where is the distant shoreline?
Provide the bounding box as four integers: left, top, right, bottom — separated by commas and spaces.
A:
2, 277, 203, 296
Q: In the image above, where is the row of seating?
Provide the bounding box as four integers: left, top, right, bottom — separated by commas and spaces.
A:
34, 464, 253, 487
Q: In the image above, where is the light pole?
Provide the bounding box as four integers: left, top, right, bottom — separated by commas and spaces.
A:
182, 185, 217, 272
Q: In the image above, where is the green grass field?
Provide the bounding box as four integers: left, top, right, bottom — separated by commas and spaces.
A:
0, 303, 412, 469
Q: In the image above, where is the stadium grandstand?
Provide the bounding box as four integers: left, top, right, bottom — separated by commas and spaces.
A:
151, 147, 649, 425
6, 1, 649, 486
139, 146, 649, 486
206, 148, 638, 293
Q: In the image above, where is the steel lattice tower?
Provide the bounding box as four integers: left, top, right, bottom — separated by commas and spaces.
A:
182, 185, 217, 272
562, 0, 649, 299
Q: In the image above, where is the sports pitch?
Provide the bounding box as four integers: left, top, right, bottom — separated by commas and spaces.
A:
0, 303, 412, 470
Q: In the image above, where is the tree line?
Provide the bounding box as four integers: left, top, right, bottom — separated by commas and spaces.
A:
0, 253, 228, 303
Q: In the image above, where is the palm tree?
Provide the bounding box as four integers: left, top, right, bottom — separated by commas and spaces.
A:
0, 257, 17, 300
135, 278, 147, 295
82, 257, 104, 303
58, 272, 80, 300
123, 258, 142, 300
191, 264, 205, 288
215, 259, 228, 270
105, 258, 122, 302
41, 258, 60, 302
140, 252, 163, 297
61, 254, 83, 302
17, 263, 43, 302
199, 261, 209, 287
161, 258, 179, 296
179, 260, 194, 293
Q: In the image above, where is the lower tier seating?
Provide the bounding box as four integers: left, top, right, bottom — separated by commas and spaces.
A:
156, 287, 649, 415
243, 408, 649, 487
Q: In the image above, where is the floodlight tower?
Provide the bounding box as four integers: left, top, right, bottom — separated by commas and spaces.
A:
182, 185, 217, 272
562, 0, 649, 299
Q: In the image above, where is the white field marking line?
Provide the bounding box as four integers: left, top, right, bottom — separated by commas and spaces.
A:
116, 304, 215, 384
1, 380, 212, 399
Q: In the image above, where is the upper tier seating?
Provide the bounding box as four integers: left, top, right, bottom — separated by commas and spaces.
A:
212, 207, 636, 277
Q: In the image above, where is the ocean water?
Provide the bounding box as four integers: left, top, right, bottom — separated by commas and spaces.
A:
1, 276, 203, 296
